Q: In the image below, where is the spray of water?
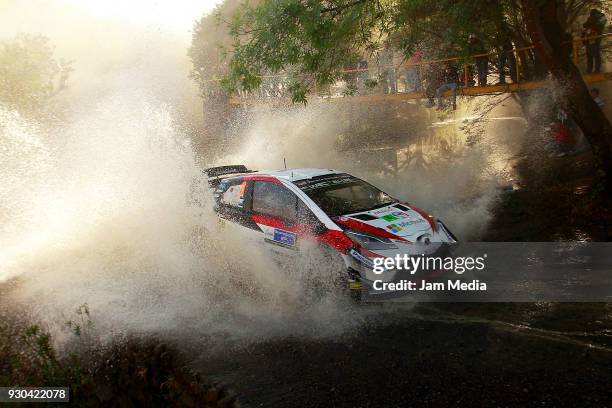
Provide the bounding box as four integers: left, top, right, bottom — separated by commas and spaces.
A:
1, 94, 379, 346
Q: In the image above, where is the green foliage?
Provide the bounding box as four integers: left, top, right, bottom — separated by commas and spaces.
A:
187, 0, 606, 102
188, 0, 251, 98
0, 304, 95, 406
213, 0, 526, 101
0, 34, 72, 115
0, 304, 222, 407
222, 0, 382, 99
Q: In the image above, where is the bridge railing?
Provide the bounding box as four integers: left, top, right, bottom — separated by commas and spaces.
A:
203, 32, 611, 101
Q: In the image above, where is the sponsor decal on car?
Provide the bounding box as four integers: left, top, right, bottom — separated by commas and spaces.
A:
274, 229, 296, 246
397, 219, 427, 227
381, 214, 399, 222
349, 248, 374, 268
386, 224, 403, 233
265, 228, 297, 248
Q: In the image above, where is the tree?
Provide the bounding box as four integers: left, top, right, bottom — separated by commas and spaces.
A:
188, 0, 256, 100
219, 0, 521, 102
0, 34, 72, 115
520, 0, 612, 191
221, 0, 391, 102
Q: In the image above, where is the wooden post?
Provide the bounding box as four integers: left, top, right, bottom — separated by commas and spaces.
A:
419, 62, 424, 92
515, 49, 521, 85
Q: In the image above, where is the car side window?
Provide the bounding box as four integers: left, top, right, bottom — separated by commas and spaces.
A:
297, 198, 320, 227
219, 179, 246, 208
253, 181, 298, 221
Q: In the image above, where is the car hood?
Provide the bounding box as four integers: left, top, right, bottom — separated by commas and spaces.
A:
335, 202, 436, 242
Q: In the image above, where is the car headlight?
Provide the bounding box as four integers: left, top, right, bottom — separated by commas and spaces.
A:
345, 230, 398, 250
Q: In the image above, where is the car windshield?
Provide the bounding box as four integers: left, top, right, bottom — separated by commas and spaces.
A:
294, 174, 395, 217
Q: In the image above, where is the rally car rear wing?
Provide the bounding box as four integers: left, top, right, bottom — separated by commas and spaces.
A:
204, 165, 255, 188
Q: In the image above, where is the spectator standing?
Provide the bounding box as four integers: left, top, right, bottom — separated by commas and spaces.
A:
423, 63, 443, 107
405, 49, 423, 92
436, 61, 459, 110
379, 42, 397, 94
468, 34, 489, 86
495, 31, 517, 84
343, 61, 359, 95
357, 59, 369, 94
582, 9, 607, 73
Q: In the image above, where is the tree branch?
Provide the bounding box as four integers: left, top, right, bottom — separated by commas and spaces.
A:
321, 0, 369, 15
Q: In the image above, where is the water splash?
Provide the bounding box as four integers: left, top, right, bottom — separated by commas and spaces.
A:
222, 101, 522, 240
0, 98, 372, 344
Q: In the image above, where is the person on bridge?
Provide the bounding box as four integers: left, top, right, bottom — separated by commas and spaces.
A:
404, 48, 422, 92
357, 59, 369, 95
468, 34, 488, 86
582, 9, 607, 73
495, 32, 517, 84
380, 41, 397, 94
436, 61, 459, 110
424, 63, 443, 107
591, 88, 605, 108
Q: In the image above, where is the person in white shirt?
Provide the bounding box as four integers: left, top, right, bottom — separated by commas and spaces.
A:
590, 88, 605, 108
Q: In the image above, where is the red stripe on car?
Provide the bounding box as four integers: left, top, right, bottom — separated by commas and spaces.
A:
315, 230, 354, 253
252, 214, 354, 253
243, 175, 282, 183
252, 214, 285, 229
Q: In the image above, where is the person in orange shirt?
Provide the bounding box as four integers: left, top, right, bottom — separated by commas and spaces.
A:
582, 9, 607, 73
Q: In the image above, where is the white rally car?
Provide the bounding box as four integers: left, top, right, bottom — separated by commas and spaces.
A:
206, 165, 456, 298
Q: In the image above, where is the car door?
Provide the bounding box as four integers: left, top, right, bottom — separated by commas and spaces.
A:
215, 178, 262, 241
251, 180, 327, 262
250, 180, 301, 261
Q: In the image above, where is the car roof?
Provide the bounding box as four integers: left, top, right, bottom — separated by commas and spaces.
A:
259, 168, 344, 182
213, 168, 345, 184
